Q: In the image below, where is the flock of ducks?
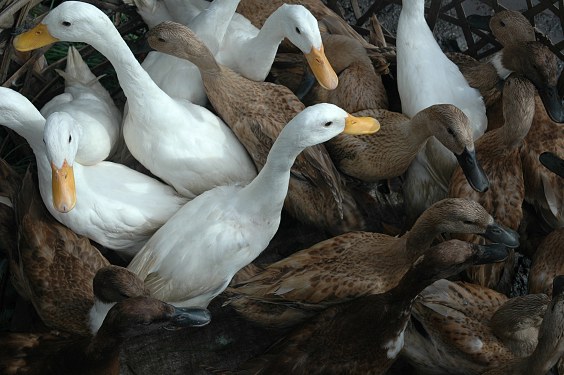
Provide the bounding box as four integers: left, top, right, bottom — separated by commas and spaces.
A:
0, 0, 562, 374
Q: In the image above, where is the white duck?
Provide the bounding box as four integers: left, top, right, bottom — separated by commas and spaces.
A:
127, 103, 379, 308
14, 1, 257, 199
40, 45, 122, 166
137, 1, 337, 104
396, 0, 487, 223
0, 87, 187, 258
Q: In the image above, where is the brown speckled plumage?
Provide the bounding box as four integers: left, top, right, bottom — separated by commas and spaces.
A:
404, 280, 548, 375
481, 276, 564, 375
147, 21, 369, 234
233, 240, 507, 374
529, 228, 564, 296
226, 198, 508, 328
449, 75, 534, 293
326, 104, 474, 182
2, 162, 109, 336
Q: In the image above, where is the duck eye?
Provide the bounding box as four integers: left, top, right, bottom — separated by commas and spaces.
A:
158, 37, 166, 43
499, 20, 506, 27
463, 220, 474, 225
43, 139, 46, 145
68, 135, 72, 143
295, 27, 301, 34
447, 128, 455, 136
324, 121, 332, 127
62, 21, 71, 27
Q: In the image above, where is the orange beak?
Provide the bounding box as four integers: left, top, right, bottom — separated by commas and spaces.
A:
304, 45, 339, 90
51, 160, 76, 213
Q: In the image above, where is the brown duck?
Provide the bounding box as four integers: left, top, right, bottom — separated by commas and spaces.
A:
449, 75, 534, 293
0, 160, 110, 336
404, 279, 549, 374
0, 296, 211, 375
225, 198, 519, 328
482, 275, 564, 375
231, 240, 508, 374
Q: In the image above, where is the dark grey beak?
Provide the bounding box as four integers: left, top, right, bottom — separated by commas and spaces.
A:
540, 152, 564, 178
473, 243, 508, 265
166, 307, 211, 329
466, 14, 492, 32
456, 148, 490, 192
537, 86, 564, 123
483, 223, 520, 248
552, 275, 564, 297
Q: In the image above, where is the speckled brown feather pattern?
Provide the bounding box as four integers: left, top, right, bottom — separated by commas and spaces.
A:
520, 94, 564, 229
404, 280, 548, 374
234, 240, 502, 374
529, 228, 564, 296
147, 23, 368, 234
11, 169, 109, 336
481, 281, 564, 375
226, 198, 502, 328
449, 76, 534, 292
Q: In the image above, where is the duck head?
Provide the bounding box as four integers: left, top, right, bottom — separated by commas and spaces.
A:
423, 198, 520, 248
99, 296, 211, 338
423, 104, 489, 192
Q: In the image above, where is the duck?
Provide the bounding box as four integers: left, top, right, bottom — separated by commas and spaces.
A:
403, 279, 549, 375
460, 10, 564, 229
481, 275, 564, 375
232, 240, 508, 374
325, 104, 488, 189
449, 75, 535, 293
0, 160, 110, 336
147, 21, 372, 234
0, 296, 211, 375
39, 46, 122, 166
465, 10, 563, 124
89, 265, 150, 334
226, 198, 519, 328
540, 152, 564, 178
127, 103, 379, 308
13, 1, 257, 200
0, 87, 187, 257
396, 0, 487, 223
529, 228, 564, 296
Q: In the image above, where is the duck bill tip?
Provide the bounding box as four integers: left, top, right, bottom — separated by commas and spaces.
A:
304, 45, 339, 91
51, 161, 76, 213
13, 24, 59, 52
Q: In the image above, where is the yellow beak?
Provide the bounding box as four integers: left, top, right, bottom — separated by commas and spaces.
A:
13, 24, 59, 52
304, 45, 339, 90
343, 114, 380, 135
51, 160, 76, 213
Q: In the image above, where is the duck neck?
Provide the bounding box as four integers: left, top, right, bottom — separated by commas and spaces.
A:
405, 213, 442, 255
243, 7, 287, 79
400, 0, 426, 21
0, 99, 45, 153
498, 84, 535, 149
236, 133, 301, 218
86, 20, 174, 108
405, 110, 436, 149
85, 326, 123, 365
